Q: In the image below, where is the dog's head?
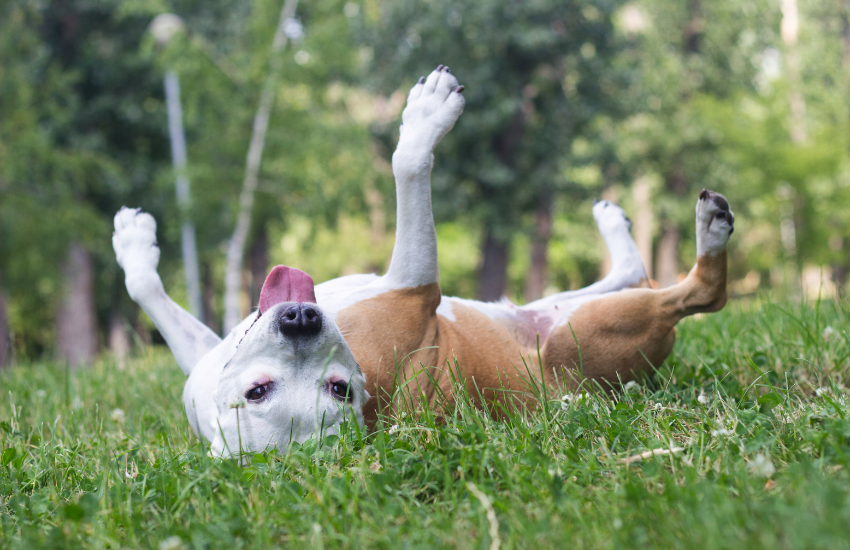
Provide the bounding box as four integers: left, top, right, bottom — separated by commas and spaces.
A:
210, 266, 368, 458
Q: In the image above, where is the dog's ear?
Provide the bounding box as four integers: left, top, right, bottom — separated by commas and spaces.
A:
259, 265, 317, 314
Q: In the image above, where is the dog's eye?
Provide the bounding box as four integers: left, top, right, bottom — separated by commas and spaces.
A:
330, 380, 351, 402
245, 384, 268, 401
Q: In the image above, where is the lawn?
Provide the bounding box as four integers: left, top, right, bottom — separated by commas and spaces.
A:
1, 297, 850, 549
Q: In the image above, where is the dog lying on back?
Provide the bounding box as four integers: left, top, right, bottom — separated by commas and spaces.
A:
114, 66, 733, 455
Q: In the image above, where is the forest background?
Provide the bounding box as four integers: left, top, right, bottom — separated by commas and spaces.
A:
1, 0, 849, 365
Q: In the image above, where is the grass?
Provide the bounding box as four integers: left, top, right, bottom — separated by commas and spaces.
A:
1, 296, 850, 549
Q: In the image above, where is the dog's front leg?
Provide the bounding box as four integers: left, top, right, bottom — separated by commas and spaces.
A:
383, 66, 465, 289
113, 208, 221, 375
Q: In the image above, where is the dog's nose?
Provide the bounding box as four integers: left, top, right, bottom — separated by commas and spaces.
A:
279, 304, 323, 336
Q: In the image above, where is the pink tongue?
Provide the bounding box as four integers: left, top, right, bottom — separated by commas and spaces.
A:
258, 265, 317, 314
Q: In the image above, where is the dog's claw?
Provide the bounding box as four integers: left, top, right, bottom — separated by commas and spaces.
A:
699, 189, 708, 200
437, 64, 444, 71
456, 85, 464, 93
593, 198, 599, 205
418, 76, 425, 84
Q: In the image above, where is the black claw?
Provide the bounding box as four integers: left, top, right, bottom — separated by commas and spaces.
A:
418, 76, 425, 84
699, 189, 709, 200
444, 66, 450, 72
437, 64, 444, 71
455, 85, 464, 93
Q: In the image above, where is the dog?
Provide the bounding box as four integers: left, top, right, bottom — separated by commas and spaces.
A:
114, 66, 731, 454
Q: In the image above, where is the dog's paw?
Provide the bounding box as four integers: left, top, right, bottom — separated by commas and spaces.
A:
397, 65, 465, 153
113, 207, 163, 301
592, 199, 632, 236
696, 190, 735, 257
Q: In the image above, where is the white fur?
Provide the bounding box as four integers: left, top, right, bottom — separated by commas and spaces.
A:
384, 66, 464, 290
696, 192, 735, 257
112, 208, 221, 375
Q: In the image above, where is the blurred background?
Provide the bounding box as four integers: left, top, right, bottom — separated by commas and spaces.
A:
1, 0, 848, 366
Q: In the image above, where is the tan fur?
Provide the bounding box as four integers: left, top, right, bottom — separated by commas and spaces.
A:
338, 252, 727, 420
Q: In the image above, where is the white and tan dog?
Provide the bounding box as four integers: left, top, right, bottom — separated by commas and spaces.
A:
114, 66, 732, 453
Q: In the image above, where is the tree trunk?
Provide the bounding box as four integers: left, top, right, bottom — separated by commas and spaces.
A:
223, 0, 300, 333
56, 243, 98, 367
365, 182, 386, 273
524, 196, 552, 302
0, 289, 9, 368
631, 176, 654, 279
782, 0, 807, 144
249, 224, 269, 308
202, 262, 220, 334
108, 311, 130, 368
655, 224, 680, 288
479, 229, 509, 302
164, 70, 203, 320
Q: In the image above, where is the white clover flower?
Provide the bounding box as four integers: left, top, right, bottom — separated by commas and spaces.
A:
624, 381, 640, 392
823, 325, 834, 342
613, 518, 623, 530
35, 389, 47, 398
228, 396, 247, 409
747, 453, 775, 478
653, 402, 665, 411
815, 387, 828, 397
562, 392, 586, 403
388, 424, 399, 435
110, 408, 125, 423
711, 428, 732, 437
561, 392, 586, 410
72, 397, 84, 410
697, 392, 709, 405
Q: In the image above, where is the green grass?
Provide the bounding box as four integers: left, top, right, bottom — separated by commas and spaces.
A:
2, 297, 850, 549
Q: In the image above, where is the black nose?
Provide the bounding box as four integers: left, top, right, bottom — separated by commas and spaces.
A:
279, 304, 322, 337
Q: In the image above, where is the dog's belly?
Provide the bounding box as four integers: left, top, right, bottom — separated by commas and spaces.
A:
333, 284, 681, 416
335, 285, 564, 417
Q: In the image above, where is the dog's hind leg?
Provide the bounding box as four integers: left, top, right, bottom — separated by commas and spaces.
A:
540, 190, 734, 386
382, 66, 465, 290
524, 199, 648, 311
113, 208, 221, 375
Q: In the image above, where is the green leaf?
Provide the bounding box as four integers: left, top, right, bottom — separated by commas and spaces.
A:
322, 434, 340, 448
62, 503, 85, 521
758, 392, 782, 411
1, 448, 16, 466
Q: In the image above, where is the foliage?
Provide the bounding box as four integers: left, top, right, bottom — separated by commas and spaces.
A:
1, 298, 850, 548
